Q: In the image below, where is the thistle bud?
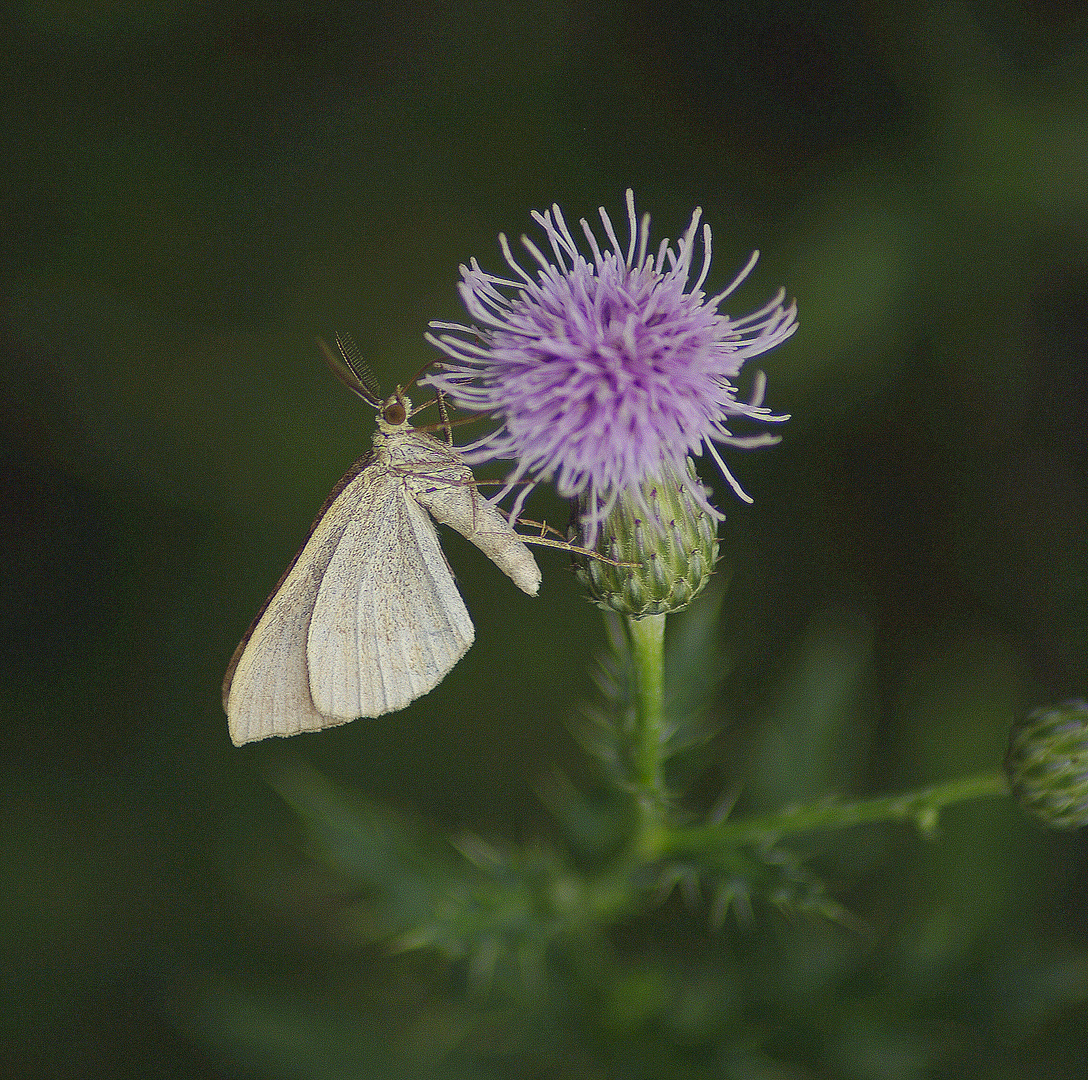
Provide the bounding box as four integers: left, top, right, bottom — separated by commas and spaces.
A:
571, 458, 720, 617
1005, 700, 1088, 830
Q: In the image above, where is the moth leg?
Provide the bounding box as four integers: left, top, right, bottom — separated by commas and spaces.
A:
512, 518, 640, 568
436, 390, 456, 448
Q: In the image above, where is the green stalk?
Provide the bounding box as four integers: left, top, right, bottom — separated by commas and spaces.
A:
626, 613, 668, 818
656, 770, 1009, 858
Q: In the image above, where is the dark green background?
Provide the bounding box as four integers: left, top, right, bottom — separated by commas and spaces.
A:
3, 1, 1087, 1077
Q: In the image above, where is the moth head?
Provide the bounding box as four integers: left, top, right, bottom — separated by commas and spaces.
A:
319, 332, 439, 434
378, 392, 411, 431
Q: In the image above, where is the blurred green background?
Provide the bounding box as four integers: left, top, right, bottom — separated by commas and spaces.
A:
3, 1, 1087, 1077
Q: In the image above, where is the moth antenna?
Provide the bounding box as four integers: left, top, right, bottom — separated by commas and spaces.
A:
334, 332, 383, 399
398, 355, 439, 395
317, 334, 383, 407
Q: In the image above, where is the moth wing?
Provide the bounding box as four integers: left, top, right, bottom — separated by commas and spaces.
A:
306, 478, 474, 719
398, 430, 542, 596
411, 474, 542, 596
224, 460, 373, 746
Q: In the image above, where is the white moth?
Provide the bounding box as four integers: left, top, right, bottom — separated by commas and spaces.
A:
223, 339, 541, 746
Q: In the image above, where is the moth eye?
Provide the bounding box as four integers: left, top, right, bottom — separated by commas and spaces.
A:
384, 401, 407, 426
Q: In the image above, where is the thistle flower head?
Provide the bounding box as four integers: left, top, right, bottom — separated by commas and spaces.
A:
424, 190, 796, 538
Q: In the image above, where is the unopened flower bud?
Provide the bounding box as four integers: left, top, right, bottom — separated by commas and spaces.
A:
1005, 700, 1088, 830
571, 458, 719, 617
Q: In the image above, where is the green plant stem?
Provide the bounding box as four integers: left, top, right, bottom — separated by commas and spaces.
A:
654, 770, 1009, 858
626, 613, 668, 816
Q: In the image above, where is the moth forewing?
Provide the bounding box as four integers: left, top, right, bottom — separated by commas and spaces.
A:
305, 471, 474, 720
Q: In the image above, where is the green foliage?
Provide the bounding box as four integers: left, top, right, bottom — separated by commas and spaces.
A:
194, 599, 1047, 1080
269, 596, 856, 992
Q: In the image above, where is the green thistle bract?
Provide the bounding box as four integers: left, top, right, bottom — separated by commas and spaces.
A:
571, 458, 719, 617
1005, 700, 1088, 830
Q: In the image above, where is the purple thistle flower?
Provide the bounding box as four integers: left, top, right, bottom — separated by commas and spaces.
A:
424, 190, 796, 537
